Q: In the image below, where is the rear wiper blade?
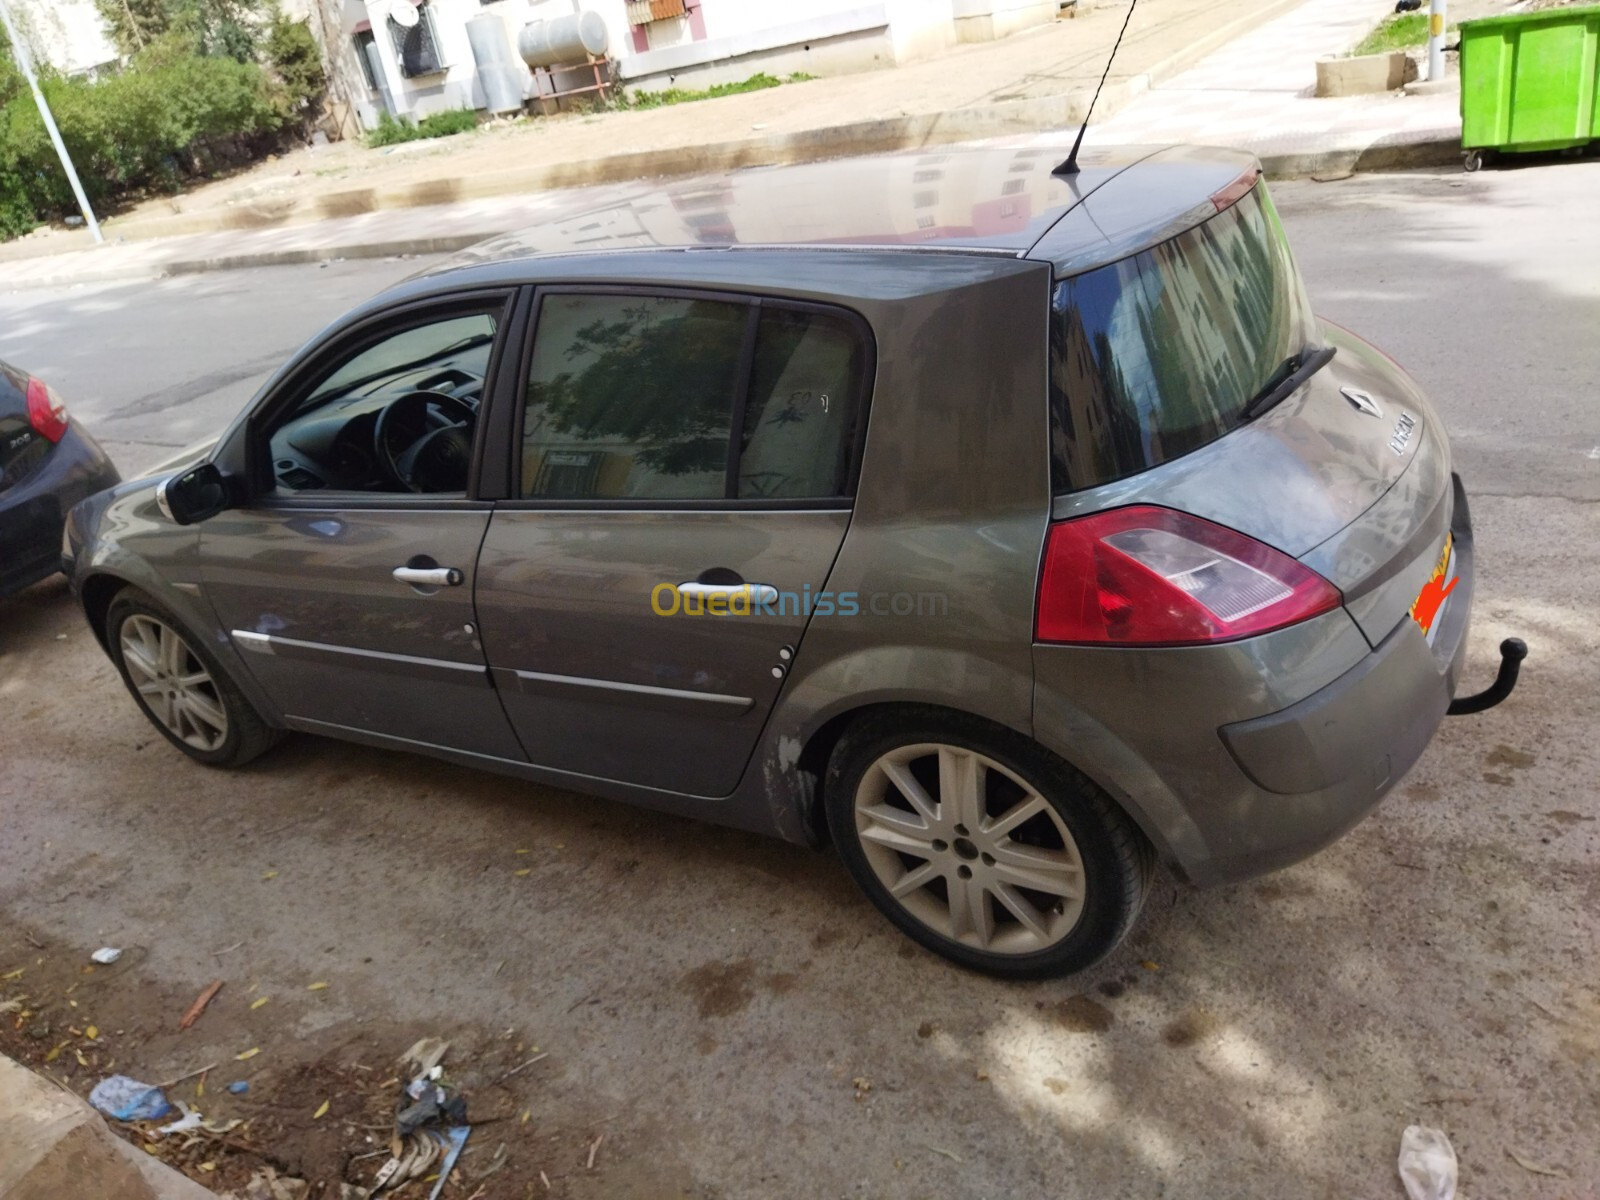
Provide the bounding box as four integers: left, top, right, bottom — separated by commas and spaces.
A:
1240, 345, 1337, 421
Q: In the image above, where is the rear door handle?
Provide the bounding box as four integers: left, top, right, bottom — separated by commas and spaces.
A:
677, 581, 778, 604
393, 566, 463, 587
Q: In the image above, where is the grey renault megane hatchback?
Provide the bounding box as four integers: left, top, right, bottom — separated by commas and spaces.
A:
63, 145, 1524, 978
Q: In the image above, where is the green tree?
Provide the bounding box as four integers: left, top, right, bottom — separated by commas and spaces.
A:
264, 15, 323, 121
95, 0, 269, 61
94, 0, 171, 55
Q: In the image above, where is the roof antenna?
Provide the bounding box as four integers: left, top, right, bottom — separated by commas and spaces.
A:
1054, 0, 1142, 176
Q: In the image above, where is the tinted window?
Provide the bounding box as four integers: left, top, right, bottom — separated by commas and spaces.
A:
522, 294, 746, 500
1048, 185, 1317, 493
738, 307, 864, 500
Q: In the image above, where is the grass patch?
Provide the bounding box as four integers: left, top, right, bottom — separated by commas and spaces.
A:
621, 71, 815, 110
366, 107, 479, 147
1351, 13, 1457, 56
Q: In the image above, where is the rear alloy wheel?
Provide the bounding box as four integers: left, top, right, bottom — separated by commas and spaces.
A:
107, 589, 280, 768
826, 712, 1152, 978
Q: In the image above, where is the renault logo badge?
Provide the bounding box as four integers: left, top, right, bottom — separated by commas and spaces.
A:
1341, 387, 1383, 418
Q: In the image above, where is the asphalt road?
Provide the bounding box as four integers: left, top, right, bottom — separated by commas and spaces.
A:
1, 162, 1596, 1199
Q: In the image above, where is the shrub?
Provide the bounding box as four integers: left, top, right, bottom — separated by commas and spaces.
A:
0, 37, 281, 228
366, 107, 477, 148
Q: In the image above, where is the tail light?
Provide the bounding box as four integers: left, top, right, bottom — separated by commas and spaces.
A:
26, 377, 69, 443
1035, 506, 1342, 646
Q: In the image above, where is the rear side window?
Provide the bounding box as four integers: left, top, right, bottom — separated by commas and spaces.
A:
738, 307, 864, 500
1048, 185, 1317, 493
520, 292, 868, 503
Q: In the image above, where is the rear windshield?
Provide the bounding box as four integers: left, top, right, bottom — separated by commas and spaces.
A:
1048, 184, 1317, 493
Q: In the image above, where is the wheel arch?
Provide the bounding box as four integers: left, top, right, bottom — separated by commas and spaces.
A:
79, 571, 133, 652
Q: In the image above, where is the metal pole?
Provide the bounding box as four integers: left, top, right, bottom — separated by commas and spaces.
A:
0, 0, 104, 243
1427, 0, 1448, 83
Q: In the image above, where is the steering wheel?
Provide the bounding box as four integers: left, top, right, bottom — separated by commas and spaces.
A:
373, 391, 477, 493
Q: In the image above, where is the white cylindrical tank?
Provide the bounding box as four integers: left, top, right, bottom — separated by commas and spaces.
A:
466, 14, 526, 114
518, 12, 610, 68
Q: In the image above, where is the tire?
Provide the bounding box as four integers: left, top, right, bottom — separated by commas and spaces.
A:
824, 708, 1154, 979
106, 588, 281, 768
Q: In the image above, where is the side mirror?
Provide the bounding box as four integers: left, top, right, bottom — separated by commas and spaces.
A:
156, 463, 232, 526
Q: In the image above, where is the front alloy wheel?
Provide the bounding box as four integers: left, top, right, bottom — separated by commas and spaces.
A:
826, 711, 1152, 978
118, 614, 229, 752
106, 588, 280, 768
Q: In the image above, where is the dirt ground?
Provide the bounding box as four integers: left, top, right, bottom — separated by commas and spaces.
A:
2, 487, 1598, 1198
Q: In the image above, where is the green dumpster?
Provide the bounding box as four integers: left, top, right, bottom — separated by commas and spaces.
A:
1459, 2, 1600, 168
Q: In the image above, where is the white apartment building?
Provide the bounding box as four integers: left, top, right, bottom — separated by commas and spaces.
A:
336, 0, 1060, 128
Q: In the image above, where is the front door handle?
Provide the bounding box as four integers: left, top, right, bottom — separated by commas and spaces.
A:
394, 566, 463, 588
678, 581, 778, 605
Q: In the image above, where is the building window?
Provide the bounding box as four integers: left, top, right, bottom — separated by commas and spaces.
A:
391, 2, 445, 78
353, 29, 380, 90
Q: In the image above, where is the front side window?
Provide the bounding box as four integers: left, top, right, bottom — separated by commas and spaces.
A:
1048, 185, 1317, 493
520, 292, 867, 503
266, 310, 498, 495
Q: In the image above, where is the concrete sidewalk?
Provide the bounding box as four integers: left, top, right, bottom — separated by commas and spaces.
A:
0, 0, 1473, 294
0, 1055, 215, 1199
1055, 0, 1470, 176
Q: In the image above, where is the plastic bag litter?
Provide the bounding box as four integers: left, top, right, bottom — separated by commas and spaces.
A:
1399, 1124, 1458, 1200
89, 1075, 173, 1122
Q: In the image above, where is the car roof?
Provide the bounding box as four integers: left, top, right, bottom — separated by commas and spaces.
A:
417, 142, 1260, 285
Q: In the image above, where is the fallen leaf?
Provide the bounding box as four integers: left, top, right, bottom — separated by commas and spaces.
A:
85, 1025, 98, 1040
179, 980, 224, 1030
514, 869, 532, 877
307, 981, 329, 991
515, 848, 530, 855
199, 1163, 215, 1173
1507, 1148, 1568, 1179
262, 871, 278, 881
521, 1110, 531, 1124
196, 1078, 204, 1098
251, 997, 269, 1010
74, 1050, 87, 1067
1, 969, 22, 981
44, 1043, 65, 1063
235, 1048, 259, 1061
1141, 960, 1161, 971
313, 1099, 330, 1120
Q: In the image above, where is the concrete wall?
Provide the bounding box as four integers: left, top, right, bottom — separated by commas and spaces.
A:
952, 0, 1058, 43
10, 0, 118, 75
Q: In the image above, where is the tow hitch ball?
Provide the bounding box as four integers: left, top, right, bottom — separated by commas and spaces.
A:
1448, 638, 1528, 716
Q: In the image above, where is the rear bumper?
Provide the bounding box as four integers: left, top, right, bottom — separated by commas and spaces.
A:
1033, 474, 1476, 888
0, 425, 120, 597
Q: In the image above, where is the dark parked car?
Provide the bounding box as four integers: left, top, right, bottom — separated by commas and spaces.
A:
63, 145, 1523, 977
1, 361, 119, 597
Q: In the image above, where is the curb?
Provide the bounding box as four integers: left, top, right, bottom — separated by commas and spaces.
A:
1259, 136, 1462, 178
95, 0, 1311, 245
0, 1054, 215, 1199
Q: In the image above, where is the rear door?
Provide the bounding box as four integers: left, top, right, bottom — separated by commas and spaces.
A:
474, 287, 872, 796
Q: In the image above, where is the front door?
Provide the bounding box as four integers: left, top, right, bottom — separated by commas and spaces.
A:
474, 289, 873, 796
202, 299, 526, 761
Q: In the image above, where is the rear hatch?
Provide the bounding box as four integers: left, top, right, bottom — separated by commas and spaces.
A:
1043, 176, 1452, 648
